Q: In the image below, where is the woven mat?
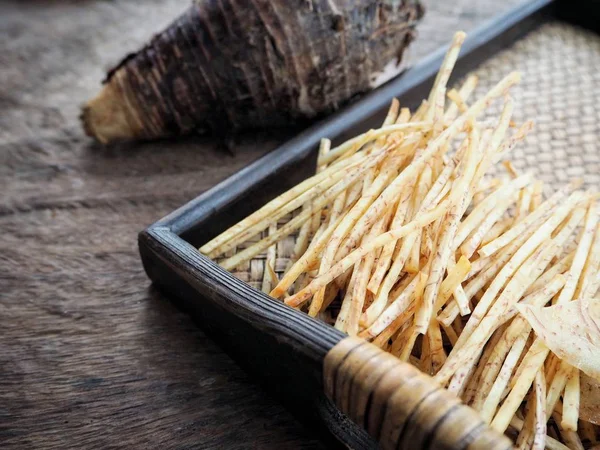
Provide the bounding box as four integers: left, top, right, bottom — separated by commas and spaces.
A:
227, 21, 600, 290
471, 22, 600, 190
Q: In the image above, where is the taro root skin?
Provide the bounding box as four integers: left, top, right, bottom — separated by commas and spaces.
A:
82, 0, 424, 144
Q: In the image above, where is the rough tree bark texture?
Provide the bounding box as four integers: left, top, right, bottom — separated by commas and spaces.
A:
0, 0, 521, 448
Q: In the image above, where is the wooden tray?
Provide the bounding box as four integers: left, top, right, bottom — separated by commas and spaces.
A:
139, 0, 600, 448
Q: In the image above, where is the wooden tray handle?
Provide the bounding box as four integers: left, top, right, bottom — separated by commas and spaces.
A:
324, 337, 513, 450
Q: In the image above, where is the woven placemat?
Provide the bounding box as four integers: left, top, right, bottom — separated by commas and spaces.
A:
227, 21, 600, 289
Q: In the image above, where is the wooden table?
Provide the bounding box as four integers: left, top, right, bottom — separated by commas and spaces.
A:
0, 0, 519, 448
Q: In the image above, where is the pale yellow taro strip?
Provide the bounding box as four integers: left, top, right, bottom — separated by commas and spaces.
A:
372, 309, 412, 348
305, 139, 333, 255
363, 161, 455, 325
366, 177, 414, 294
450, 324, 510, 397
393, 274, 427, 362
581, 225, 600, 298
382, 98, 400, 127
307, 190, 350, 317
412, 100, 429, 121
270, 154, 388, 295
202, 147, 366, 255
308, 155, 403, 316
460, 191, 519, 258
344, 174, 365, 210
390, 322, 413, 356
396, 107, 411, 124
290, 139, 332, 270
319, 121, 432, 165
445, 102, 516, 265
472, 275, 565, 413
441, 200, 556, 333
529, 370, 547, 450
561, 368, 580, 431
505, 273, 566, 322
502, 159, 519, 179
286, 74, 522, 308
406, 166, 433, 273
338, 73, 521, 265
545, 360, 572, 419
493, 120, 534, 163
428, 320, 446, 375
474, 177, 502, 196
446, 88, 468, 115
316, 138, 332, 168
334, 268, 358, 332
436, 255, 471, 309
453, 173, 533, 250
453, 283, 471, 317
515, 384, 536, 450
480, 217, 513, 247
442, 323, 459, 346
320, 154, 400, 277
361, 269, 426, 339
436, 297, 461, 328
406, 238, 421, 274
480, 328, 530, 422
544, 353, 560, 387
408, 159, 454, 214
415, 129, 482, 334
420, 219, 438, 260
502, 206, 584, 307
447, 232, 575, 391
449, 239, 552, 392
552, 408, 585, 450
396, 324, 418, 361
463, 327, 506, 404
271, 209, 349, 298
420, 332, 432, 374
509, 416, 569, 450
490, 338, 550, 433
430, 176, 452, 207
447, 190, 583, 355
212, 155, 371, 259
338, 149, 427, 265
516, 184, 534, 222
425, 31, 466, 122
470, 98, 515, 184
525, 250, 576, 296
444, 75, 478, 121
531, 180, 544, 211
345, 209, 393, 334
220, 154, 384, 271
386, 272, 416, 304
465, 253, 492, 280
478, 179, 582, 258
556, 200, 598, 303
261, 223, 278, 293
463, 357, 488, 405
289, 206, 315, 272
443, 236, 559, 387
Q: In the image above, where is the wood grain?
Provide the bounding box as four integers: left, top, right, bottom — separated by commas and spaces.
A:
0, 0, 522, 448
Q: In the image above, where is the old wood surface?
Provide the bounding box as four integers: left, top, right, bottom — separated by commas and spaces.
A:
0, 0, 520, 448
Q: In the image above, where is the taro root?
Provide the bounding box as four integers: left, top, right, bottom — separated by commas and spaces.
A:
82, 0, 424, 144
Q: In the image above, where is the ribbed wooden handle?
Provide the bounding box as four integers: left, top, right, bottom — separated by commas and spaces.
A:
324, 337, 513, 450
